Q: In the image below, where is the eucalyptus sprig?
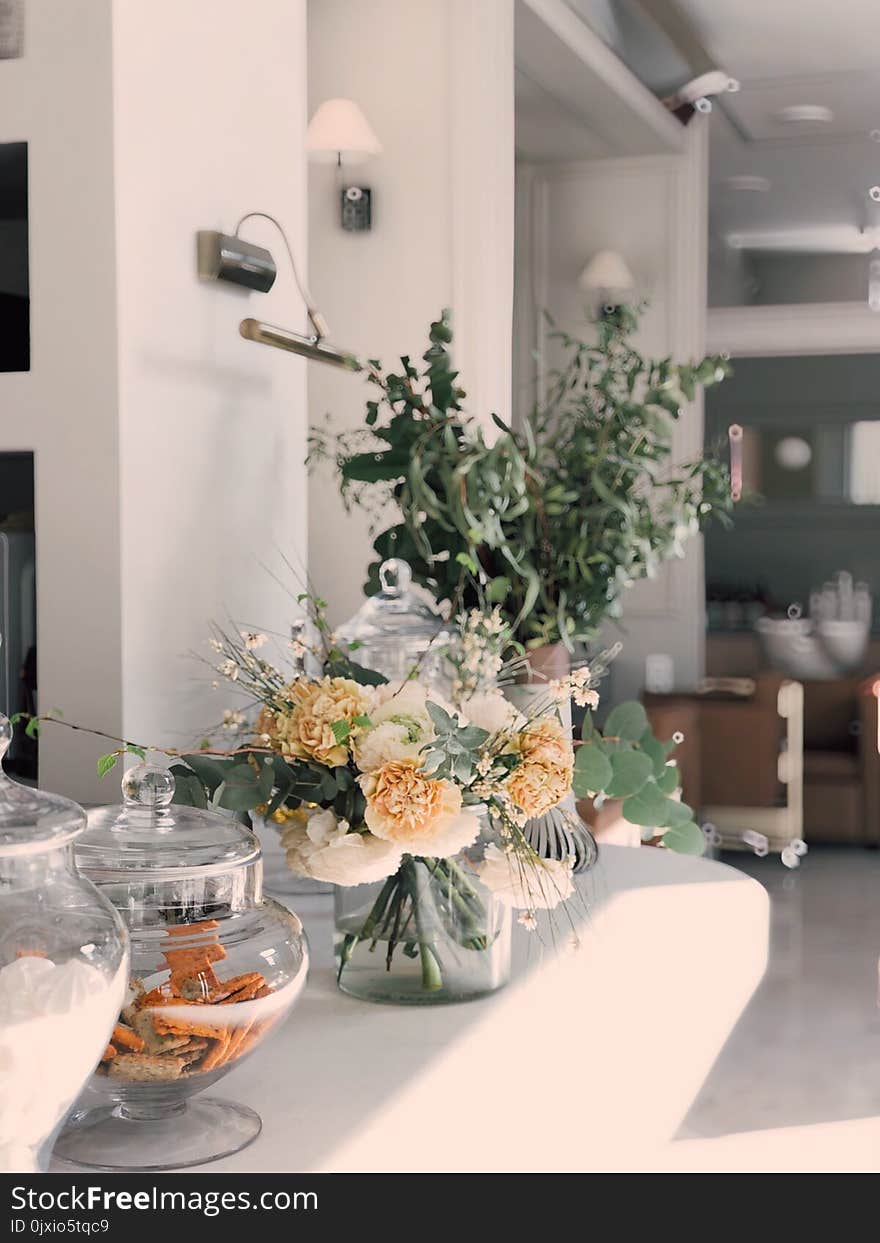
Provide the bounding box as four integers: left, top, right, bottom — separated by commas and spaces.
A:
572, 699, 703, 854
312, 305, 734, 650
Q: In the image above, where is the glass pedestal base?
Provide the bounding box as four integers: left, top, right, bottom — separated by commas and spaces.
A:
53, 1098, 261, 1171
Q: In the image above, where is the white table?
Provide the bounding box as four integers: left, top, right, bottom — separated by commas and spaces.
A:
203, 845, 768, 1173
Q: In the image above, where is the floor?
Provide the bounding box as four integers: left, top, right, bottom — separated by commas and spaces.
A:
681, 846, 880, 1138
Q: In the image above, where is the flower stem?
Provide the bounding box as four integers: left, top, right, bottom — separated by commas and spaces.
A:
404, 858, 443, 992
338, 872, 399, 983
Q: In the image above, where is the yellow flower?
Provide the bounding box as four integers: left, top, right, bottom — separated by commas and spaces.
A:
505, 718, 574, 818
506, 760, 571, 818
360, 759, 478, 856
267, 677, 370, 767
517, 718, 574, 778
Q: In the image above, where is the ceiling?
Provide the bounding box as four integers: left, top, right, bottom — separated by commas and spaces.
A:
676, 1, 880, 269
515, 0, 880, 298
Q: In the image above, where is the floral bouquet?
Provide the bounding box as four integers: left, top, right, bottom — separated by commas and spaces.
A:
190, 612, 592, 1003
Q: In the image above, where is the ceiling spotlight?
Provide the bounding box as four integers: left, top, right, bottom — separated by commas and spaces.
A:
776, 104, 834, 125
870, 187, 880, 203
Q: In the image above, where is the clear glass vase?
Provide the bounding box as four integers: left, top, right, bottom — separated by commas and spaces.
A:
334, 842, 511, 1006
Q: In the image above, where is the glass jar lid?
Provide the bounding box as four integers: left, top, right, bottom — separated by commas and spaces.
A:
76, 764, 259, 879
0, 714, 87, 856
337, 558, 444, 646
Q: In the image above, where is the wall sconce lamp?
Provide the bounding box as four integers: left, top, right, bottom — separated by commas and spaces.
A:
578, 249, 636, 316
306, 98, 382, 231
197, 211, 363, 370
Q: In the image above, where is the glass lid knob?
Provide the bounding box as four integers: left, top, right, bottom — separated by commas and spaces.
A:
118, 764, 176, 830
378, 558, 412, 596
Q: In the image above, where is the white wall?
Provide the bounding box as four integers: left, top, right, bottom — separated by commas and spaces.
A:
307, 0, 514, 625
0, 0, 123, 798
517, 123, 711, 701
0, 0, 308, 800
112, 0, 308, 753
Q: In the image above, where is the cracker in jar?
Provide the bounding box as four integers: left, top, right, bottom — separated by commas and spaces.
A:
108, 1053, 186, 1082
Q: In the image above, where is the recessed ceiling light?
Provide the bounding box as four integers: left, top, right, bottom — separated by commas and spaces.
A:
724, 175, 771, 193
776, 104, 834, 125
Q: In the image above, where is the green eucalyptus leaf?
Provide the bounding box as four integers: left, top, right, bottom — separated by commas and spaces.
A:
606, 749, 654, 798
661, 820, 705, 855
620, 780, 670, 827
179, 753, 234, 794
572, 744, 614, 796
604, 701, 649, 742
215, 762, 264, 812
638, 729, 667, 777
655, 764, 680, 795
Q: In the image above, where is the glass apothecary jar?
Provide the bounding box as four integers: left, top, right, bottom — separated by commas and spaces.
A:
0, 715, 129, 1174
337, 558, 452, 690
334, 816, 511, 1005
54, 765, 308, 1172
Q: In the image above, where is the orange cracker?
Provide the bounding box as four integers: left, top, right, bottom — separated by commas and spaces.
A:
219, 979, 263, 1004
165, 944, 227, 989
236, 1017, 274, 1060
165, 920, 220, 937
151, 1012, 225, 1040
199, 1033, 231, 1072
136, 983, 181, 1009
16, 948, 48, 959
253, 984, 273, 999
218, 1022, 253, 1066
101, 1044, 117, 1061
175, 1037, 210, 1054
112, 1023, 145, 1053
206, 972, 264, 1002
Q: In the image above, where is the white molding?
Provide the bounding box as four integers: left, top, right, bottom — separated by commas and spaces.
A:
525, 126, 710, 650
516, 0, 684, 157
449, 0, 515, 431
707, 301, 880, 358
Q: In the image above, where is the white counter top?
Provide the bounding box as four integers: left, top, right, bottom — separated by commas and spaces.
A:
203, 845, 768, 1173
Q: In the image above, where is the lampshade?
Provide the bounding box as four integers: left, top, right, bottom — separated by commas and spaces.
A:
306, 98, 382, 165
578, 249, 635, 296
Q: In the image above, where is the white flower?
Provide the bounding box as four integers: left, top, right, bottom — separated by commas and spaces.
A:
475, 842, 575, 911
288, 640, 307, 659
219, 659, 239, 681
222, 709, 246, 731
459, 689, 524, 736
282, 808, 403, 886
353, 680, 454, 773
372, 680, 434, 713
518, 910, 538, 931
241, 631, 268, 651
412, 808, 481, 858
208, 638, 224, 653
574, 688, 600, 709
353, 719, 426, 772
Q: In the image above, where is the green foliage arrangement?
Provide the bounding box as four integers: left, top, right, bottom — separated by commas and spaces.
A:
310, 305, 734, 649
571, 699, 704, 854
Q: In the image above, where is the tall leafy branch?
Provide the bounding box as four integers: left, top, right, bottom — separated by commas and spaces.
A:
310, 305, 734, 649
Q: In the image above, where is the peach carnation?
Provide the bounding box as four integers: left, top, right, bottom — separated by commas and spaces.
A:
517, 718, 574, 778
269, 676, 370, 767
361, 759, 479, 856
505, 717, 574, 818
506, 760, 571, 818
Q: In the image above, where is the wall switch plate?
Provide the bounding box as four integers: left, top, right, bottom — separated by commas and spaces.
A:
645, 653, 675, 694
